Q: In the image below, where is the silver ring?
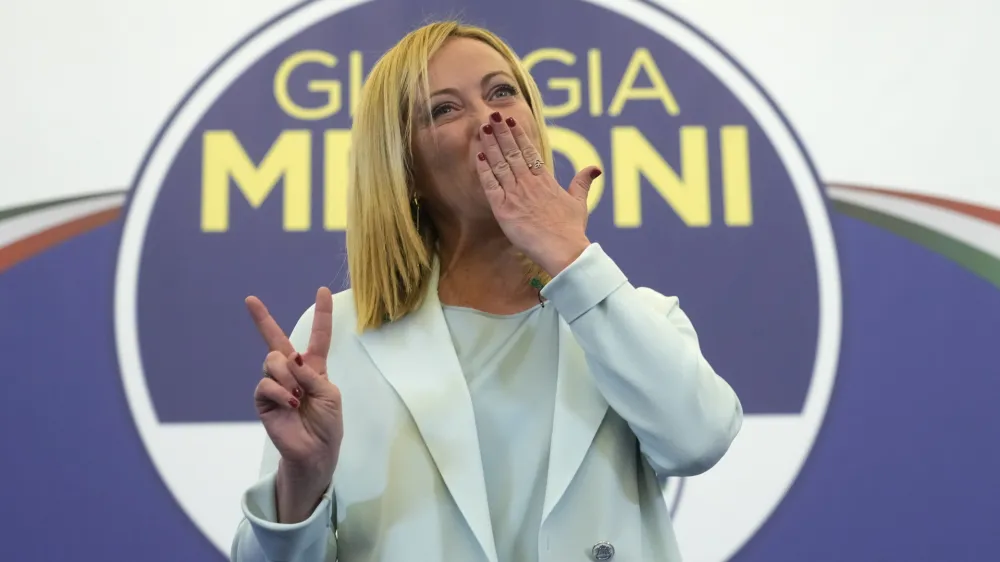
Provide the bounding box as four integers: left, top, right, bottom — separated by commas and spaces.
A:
528, 158, 544, 170
262, 361, 274, 380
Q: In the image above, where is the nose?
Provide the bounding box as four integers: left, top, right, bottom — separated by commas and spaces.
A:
467, 101, 495, 136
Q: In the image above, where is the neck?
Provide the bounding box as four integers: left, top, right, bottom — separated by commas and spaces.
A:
434, 221, 541, 314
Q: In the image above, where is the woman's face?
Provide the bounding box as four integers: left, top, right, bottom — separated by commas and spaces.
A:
411, 37, 540, 226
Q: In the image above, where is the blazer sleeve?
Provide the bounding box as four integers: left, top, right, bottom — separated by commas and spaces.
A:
540, 243, 743, 477
230, 305, 339, 562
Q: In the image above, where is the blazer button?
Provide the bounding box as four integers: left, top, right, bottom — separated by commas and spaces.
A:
592, 541, 615, 560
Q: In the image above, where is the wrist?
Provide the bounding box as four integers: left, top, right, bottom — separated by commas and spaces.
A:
275, 459, 332, 524
535, 235, 591, 277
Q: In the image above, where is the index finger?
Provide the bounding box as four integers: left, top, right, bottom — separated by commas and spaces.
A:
245, 296, 295, 355
307, 286, 333, 360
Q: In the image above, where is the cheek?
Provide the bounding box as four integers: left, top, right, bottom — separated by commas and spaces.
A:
412, 128, 480, 205
418, 129, 470, 169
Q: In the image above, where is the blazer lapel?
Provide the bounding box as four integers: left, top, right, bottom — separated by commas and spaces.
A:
541, 318, 610, 523
357, 259, 498, 562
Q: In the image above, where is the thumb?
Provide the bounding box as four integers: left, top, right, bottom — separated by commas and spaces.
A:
567, 167, 602, 202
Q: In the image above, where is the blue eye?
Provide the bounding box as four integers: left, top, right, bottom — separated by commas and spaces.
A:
431, 104, 454, 119
427, 84, 519, 121
493, 84, 518, 98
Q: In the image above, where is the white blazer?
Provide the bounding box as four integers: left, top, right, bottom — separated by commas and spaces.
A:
231, 243, 743, 562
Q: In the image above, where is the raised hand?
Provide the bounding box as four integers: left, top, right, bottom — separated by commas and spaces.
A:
245, 287, 342, 522
475, 111, 602, 276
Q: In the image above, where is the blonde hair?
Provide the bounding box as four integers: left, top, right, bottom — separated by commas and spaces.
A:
346, 20, 555, 332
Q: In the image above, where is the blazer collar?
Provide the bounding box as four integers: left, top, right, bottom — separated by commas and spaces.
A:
542, 320, 609, 523
357, 257, 609, 558
357, 258, 499, 562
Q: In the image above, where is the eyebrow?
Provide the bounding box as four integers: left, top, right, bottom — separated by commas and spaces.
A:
429, 70, 515, 99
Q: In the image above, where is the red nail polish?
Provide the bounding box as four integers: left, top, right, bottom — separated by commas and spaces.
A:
288, 397, 300, 408
477, 152, 487, 161
293, 387, 303, 398
491, 112, 502, 122
506, 117, 516, 127
482, 124, 493, 135
590, 169, 603, 179
294, 353, 303, 367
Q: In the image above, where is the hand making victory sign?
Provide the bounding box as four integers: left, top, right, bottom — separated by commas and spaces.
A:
245, 287, 342, 522
475, 111, 603, 277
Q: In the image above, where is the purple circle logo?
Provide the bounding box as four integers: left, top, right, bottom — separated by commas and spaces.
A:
114, 1, 842, 559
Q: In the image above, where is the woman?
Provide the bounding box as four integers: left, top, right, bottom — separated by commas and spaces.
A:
231, 20, 742, 562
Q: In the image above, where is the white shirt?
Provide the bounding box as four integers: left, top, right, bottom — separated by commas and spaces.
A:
441, 302, 560, 562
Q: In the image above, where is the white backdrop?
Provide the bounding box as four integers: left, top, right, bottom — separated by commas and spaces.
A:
2, 0, 998, 211
2, 2, 999, 561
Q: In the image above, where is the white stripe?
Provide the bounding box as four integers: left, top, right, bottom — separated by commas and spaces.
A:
0, 194, 125, 250
828, 186, 1000, 259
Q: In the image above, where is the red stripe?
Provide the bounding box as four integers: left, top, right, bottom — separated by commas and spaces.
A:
828, 183, 1000, 226
0, 208, 121, 274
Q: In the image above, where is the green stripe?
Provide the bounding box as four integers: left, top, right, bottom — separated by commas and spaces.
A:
0, 189, 125, 222
834, 200, 1000, 290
